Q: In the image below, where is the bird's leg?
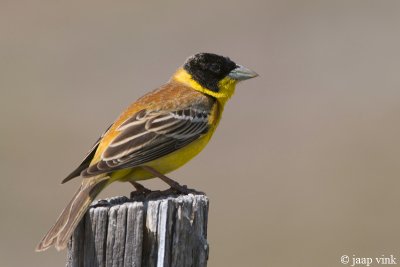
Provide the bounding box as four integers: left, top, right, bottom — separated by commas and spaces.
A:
129, 181, 151, 198
141, 166, 204, 195
129, 181, 152, 192
141, 166, 190, 194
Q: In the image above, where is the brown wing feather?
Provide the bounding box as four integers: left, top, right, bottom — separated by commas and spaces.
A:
82, 106, 211, 177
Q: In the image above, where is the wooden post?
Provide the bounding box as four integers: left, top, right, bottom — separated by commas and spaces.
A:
66, 193, 209, 267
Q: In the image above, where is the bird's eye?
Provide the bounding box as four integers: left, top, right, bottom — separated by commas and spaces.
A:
209, 63, 221, 73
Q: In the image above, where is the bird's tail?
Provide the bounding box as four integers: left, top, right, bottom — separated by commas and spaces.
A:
36, 175, 109, 252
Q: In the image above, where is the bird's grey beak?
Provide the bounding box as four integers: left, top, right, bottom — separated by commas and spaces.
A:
228, 65, 258, 80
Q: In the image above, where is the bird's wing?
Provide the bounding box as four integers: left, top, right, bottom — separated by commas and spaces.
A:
82, 107, 210, 177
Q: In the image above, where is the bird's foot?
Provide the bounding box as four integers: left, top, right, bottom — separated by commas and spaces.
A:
169, 184, 205, 195
142, 186, 205, 199
129, 181, 152, 199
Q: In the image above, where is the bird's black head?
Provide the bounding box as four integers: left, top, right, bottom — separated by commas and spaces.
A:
183, 53, 238, 92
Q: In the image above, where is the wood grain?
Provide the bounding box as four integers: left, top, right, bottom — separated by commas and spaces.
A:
66, 194, 209, 267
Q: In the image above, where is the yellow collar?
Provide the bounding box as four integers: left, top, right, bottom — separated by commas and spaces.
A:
172, 68, 237, 105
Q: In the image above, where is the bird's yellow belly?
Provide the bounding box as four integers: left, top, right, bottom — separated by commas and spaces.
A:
110, 129, 215, 182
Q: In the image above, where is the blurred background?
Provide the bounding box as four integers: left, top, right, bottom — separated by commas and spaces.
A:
1, 1, 400, 266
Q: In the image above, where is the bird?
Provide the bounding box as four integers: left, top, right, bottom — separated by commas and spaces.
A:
36, 52, 258, 251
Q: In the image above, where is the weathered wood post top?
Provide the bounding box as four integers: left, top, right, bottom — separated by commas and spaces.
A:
67, 193, 209, 267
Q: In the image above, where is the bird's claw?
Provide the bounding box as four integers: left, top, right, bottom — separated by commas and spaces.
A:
170, 184, 205, 195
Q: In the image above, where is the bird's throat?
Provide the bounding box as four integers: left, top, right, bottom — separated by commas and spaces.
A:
173, 68, 237, 106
